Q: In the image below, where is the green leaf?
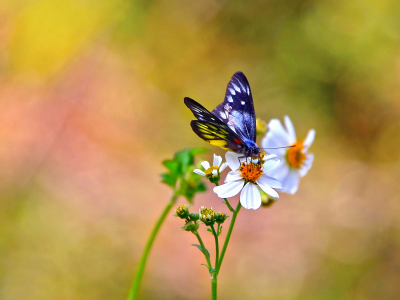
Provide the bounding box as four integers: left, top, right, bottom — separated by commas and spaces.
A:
189, 147, 208, 157
162, 159, 181, 175
209, 268, 216, 274
174, 149, 191, 173
195, 181, 207, 192
201, 263, 209, 269
174, 148, 208, 174
192, 244, 210, 259
161, 173, 177, 187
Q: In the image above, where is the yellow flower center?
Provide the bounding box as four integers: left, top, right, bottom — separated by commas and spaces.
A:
286, 140, 306, 168
205, 166, 219, 177
239, 162, 263, 183
199, 207, 215, 224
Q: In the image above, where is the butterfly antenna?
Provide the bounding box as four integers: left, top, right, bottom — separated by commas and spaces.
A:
260, 145, 295, 150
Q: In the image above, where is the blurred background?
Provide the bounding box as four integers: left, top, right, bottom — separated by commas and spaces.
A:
1, 0, 400, 299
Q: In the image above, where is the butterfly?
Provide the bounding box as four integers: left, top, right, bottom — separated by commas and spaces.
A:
184, 71, 260, 158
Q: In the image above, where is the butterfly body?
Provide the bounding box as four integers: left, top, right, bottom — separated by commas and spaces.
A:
185, 72, 260, 158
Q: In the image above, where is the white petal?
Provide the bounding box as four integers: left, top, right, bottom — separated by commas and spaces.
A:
201, 161, 210, 170
193, 169, 206, 176
270, 161, 290, 181
299, 153, 314, 177
257, 178, 279, 198
226, 152, 240, 171
212, 169, 218, 176
213, 180, 245, 198
304, 129, 315, 148
263, 155, 280, 173
264, 154, 278, 161
284, 116, 296, 143
219, 162, 228, 172
225, 170, 243, 183
240, 183, 262, 210
261, 131, 287, 157
213, 154, 222, 168
266, 119, 291, 145
257, 174, 283, 189
281, 170, 300, 194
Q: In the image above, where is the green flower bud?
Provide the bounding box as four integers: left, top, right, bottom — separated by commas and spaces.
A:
215, 212, 229, 224
175, 205, 189, 219
261, 191, 277, 208
199, 206, 215, 226
182, 221, 199, 232
189, 212, 200, 221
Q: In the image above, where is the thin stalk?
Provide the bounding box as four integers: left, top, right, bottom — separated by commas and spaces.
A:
127, 192, 178, 300
210, 224, 220, 300
210, 225, 219, 272
215, 182, 234, 212
211, 277, 217, 300
193, 231, 212, 268
216, 201, 242, 275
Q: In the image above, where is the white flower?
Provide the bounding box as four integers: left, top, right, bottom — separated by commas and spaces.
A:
213, 152, 283, 210
193, 154, 228, 178
261, 116, 315, 194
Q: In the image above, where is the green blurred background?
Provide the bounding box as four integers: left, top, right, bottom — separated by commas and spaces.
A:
1, 0, 400, 299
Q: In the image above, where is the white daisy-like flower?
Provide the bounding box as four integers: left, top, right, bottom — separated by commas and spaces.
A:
261, 116, 315, 194
213, 152, 283, 210
193, 154, 228, 178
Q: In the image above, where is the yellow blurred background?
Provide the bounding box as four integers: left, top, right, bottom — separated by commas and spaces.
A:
1, 0, 400, 299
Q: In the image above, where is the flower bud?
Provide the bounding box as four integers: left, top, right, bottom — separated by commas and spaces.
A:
261, 191, 277, 208
189, 212, 200, 221
199, 206, 215, 226
182, 221, 199, 232
175, 205, 189, 219
215, 212, 229, 224
256, 118, 267, 137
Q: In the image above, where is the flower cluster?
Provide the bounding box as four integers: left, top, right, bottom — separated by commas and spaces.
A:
175, 205, 229, 232
192, 115, 315, 210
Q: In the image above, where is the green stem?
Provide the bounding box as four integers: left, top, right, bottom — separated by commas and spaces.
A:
210, 225, 219, 272
127, 192, 178, 300
216, 201, 242, 275
193, 231, 212, 268
212, 277, 217, 300
210, 224, 219, 300
214, 182, 234, 212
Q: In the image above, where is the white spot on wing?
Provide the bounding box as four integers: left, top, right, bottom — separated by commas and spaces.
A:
238, 81, 246, 91
229, 88, 236, 95
241, 101, 245, 105
232, 83, 240, 92
246, 86, 250, 95
219, 111, 227, 119
227, 95, 233, 102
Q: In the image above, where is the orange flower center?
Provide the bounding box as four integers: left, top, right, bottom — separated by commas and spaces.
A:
286, 140, 306, 168
239, 162, 263, 183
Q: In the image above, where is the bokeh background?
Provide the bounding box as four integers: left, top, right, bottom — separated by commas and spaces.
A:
1, 0, 400, 299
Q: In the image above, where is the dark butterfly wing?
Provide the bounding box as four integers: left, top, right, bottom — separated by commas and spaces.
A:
184, 97, 221, 124
190, 120, 246, 152
212, 71, 256, 142
184, 97, 247, 152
